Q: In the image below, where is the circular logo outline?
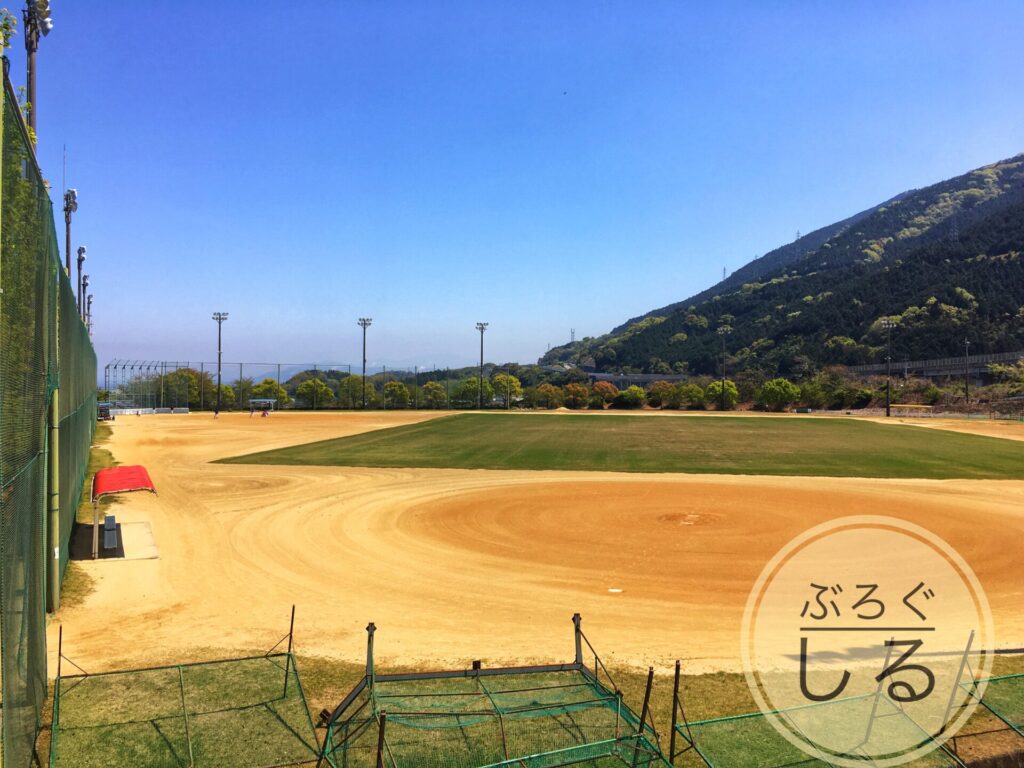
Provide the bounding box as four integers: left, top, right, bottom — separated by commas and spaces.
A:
741, 515, 994, 767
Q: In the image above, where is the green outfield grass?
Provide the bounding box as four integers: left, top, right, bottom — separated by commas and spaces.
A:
218, 413, 1024, 479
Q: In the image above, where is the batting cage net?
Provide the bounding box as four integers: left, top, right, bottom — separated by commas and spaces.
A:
1, 59, 97, 767
319, 615, 668, 768
669, 657, 1024, 768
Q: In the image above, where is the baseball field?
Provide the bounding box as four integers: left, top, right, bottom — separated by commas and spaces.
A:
50, 410, 1024, 679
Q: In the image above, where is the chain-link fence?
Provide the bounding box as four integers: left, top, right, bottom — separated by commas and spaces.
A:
1, 59, 97, 768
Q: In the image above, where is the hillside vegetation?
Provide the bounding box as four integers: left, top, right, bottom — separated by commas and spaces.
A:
543, 155, 1024, 375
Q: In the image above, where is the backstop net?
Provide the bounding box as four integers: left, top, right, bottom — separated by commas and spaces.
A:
319, 616, 668, 768
1, 59, 97, 768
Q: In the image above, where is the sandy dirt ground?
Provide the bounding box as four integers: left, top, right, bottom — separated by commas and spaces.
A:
867, 415, 1024, 442
49, 411, 1024, 677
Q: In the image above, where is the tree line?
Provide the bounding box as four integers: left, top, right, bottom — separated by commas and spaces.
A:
100, 359, 1024, 413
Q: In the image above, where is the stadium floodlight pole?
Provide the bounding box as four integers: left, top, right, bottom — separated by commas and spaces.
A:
213, 313, 229, 413
76, 246, 86, 316
358, 318, 372, 409
23, 0, 53, 139
476, 322, 488, 409
881, 318, 896, 417
62, 188, 77, 274
86, 294, 93, 335
964, 338, 971, 403
716, 325, 732, 411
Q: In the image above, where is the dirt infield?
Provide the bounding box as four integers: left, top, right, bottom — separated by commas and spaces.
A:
50, 411, 1024, 675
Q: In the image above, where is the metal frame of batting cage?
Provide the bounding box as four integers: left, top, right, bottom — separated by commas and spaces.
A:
316, 613, 670, 768
48, 607, 320, 768
667, 657, 977, 768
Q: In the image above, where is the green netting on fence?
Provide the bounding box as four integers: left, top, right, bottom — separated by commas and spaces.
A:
1, 75, 55, 768
672, 696, 966, 768
49, 653, 319, 768
322, 668, 668, 768
1, 61, 98, 767
56, 264, 96, 580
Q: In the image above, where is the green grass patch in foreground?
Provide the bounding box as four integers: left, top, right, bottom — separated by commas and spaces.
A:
39, 650, 1024, 766
219, 413, 1024, 479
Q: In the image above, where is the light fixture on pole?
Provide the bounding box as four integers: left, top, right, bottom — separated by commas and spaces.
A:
212, 312, 229, 413
475, 322, 488, 409
23, 0, 53, 139
80, 274, 89, 321
358, 318, 372, 409
964, 338, 971, 403
63, 188, 77, 274
76, 246, 86, 315
86, 293, 93, 335
716, 325, 732, 411
881, 318, 896, 417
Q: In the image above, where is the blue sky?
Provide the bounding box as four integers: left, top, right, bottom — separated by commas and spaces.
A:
14, 1, 1024, 370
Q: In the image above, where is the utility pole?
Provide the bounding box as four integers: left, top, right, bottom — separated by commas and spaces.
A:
717, 325, 731, 411
212, 313, 228, 413
358, 318, 372, 409
476, 322, 488, 409
881, 318, 896, 417
964, 338, 971, 403
23, 0, 53, 140
63, 188, 77, 274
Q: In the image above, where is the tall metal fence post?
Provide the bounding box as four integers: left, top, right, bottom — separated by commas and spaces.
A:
178, 665, 195, 767
283, 604, 296, 698
366, 622, 376, 684
48, 386, 60, 611
573, 613, 583, 665
670, 660, 680, 763
375, 712, 388, 768
631, 667, 655, 768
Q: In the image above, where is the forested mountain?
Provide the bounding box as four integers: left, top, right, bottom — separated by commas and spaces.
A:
543, 155, 1024, 376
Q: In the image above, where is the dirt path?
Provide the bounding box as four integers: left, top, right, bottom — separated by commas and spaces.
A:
50, 411, 1024, 677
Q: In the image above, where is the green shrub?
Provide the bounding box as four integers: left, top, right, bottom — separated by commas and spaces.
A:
757, 378, 800, 411
611, 385, 646, 409
799, 381, 827, 409
676, 382, 706, 409
849, 388, 874, 409
705, 379, 739, 410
